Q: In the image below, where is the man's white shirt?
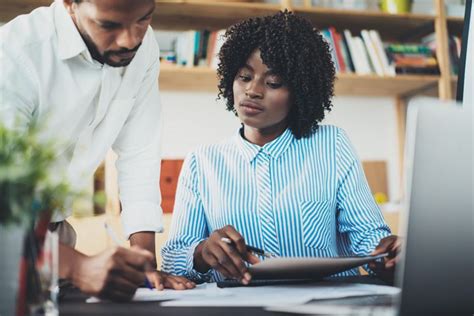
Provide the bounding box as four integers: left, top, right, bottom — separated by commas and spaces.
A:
0, 1, 164, 237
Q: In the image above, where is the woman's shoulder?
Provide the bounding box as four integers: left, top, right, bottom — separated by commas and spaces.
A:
303, 124, 347, 144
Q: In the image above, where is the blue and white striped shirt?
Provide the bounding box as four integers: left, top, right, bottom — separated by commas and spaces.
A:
161, 125, 391, 282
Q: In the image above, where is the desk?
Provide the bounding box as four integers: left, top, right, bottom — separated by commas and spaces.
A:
59, 276, 394, 315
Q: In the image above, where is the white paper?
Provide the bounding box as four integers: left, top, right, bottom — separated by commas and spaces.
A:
86, 283, 228, 303
160, 283, 400, 307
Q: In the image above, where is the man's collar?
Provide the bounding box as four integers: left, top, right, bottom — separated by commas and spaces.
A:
234, 127, 294, 163
54, 0, 89, 61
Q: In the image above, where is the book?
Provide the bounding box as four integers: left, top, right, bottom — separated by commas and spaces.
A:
361, 29, 384, 76
369, 30, 395, 76
353, 36, 373, 75
329, 27, 347, 73
210, 29, 226, 69
341, 31, 355, 73
321, 28, 340, 72
385, 41, 439, 75
343, 30, 366, 75
206, 31, 217, 67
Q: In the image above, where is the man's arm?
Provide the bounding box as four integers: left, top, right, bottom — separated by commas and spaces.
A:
129, 231, 195, 290
129, 232, 156, 265
112, 31, 164, 248
111, 31, 194, 289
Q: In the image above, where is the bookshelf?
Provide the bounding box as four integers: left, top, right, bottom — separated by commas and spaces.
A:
0, 0, 464, 202
0, 0, 461, 99
148, 0, 460, 98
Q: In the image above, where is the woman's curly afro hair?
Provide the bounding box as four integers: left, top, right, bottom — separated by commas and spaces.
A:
217, 10, 336, 139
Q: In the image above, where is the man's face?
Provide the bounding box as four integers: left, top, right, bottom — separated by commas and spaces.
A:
64, 0, 155, 67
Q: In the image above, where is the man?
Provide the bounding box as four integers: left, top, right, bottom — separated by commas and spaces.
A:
0, 0, 194, 300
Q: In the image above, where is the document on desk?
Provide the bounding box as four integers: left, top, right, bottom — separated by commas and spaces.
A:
86, 283, 229, 303
248, 254, 388, 280
160, 283, 400, 307
87, 282, 400, 307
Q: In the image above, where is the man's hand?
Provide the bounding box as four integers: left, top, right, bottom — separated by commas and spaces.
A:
146, 270, 195, 290
369, 235, 402, 282
193, 225, 260, 285
68, 245, 154, 301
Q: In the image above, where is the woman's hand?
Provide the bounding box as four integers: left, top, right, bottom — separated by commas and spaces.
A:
193, 225, 260, 284
146, 270, 195, 290
369, 235, 402, 283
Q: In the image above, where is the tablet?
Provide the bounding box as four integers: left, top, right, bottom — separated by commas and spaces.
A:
248, 253, 388, 280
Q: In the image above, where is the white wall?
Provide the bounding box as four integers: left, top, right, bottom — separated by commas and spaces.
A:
159, 92, 402, 201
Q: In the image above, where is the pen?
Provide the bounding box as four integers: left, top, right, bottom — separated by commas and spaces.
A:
220, 237, 278, 258
104, 222, 154, 289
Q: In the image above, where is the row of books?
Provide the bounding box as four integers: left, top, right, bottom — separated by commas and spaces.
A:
322, 28, 440, 76
160, 28, 443, 76
160, 30, 226, 69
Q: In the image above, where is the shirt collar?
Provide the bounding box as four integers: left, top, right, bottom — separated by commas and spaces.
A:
54, 0, 89, 61
234, 127, 294, 163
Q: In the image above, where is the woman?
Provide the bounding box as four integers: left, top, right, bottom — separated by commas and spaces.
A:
161, 11, 400, 285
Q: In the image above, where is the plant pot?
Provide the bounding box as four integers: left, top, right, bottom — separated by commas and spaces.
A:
0, 224, 26, 316
380, 0, 412, 14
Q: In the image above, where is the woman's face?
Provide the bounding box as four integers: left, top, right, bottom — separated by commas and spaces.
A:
233, 49, 291, 137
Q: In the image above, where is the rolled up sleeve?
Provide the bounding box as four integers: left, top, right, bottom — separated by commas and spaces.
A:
161, 152, 213, 283
335, 129, 392, 256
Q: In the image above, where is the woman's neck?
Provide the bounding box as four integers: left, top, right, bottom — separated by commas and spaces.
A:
242, 123, 287, 147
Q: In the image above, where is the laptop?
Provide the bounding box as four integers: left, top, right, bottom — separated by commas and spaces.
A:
396, 98, 473, 315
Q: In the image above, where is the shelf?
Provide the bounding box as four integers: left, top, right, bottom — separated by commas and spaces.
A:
0, 0, 437, 40
293, 7, 435, 41
159, 64, 439, 97
0, 0, 50, 22
334, 73, 439, 97
153, 1, 281, 31
152, 1, 436, 39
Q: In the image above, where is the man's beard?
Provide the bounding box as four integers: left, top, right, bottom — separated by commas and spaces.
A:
102, 43, 141, 67
82, 32, 141, 67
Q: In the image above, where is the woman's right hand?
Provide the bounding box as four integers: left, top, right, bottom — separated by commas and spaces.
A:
193, 225, 260, 284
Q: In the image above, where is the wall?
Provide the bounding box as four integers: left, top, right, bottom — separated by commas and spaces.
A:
160, 91, 402, 202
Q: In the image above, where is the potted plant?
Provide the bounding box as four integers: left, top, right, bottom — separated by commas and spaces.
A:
0, 122, 72, 316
